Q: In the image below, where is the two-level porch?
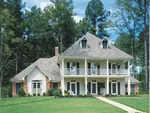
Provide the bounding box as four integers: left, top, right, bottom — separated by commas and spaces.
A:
61, 58, 131, 96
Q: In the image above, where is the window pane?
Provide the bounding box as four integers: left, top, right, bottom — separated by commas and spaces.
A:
112, 83, 116, 93
92, 83, 96, 93
82, 40, 87, 48
103, 41, 107, 48
53, 83, 58, 89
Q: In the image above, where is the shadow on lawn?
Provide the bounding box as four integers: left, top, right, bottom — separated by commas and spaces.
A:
0, 98, 52, 108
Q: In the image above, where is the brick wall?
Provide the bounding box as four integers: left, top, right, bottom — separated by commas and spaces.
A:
46, 76, 50, 91
58, 82, 61, 89
12, 82, 16, 97
134, 84, 139, 93
23, 76, 28, 94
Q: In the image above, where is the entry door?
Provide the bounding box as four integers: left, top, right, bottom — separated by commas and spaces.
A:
70, 82, 76, 95
112, 82, 117, 95
111, 64, 116, 74
91, 82, 97, 95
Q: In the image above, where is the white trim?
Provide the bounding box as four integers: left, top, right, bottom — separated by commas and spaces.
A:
91, 82, 97, 95
111, 82, 117, 95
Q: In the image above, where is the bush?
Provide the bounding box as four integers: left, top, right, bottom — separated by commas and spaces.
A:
53, 90, 62, 97
37, 93, 40, 96
47, 88, 55, 96
43, 93, 46, 96
27, 93, 31, 97
33, 93, 36, 96
1, 85, 12, 98
18, 88, 26, 97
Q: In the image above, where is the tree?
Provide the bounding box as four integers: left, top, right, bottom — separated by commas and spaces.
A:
75, 18, 92, 39
111, 0, 149, 93
85, 0, 110, 38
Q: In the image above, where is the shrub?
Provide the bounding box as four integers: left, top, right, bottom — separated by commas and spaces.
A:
53, 90, 62, 97
33, 93, 36, 96
37, 93, 40, 96
27, 93, 31, 97
18, 88, 26, 97
47, 88, 55, 96
43, 93, 46, 96
1, 85, 12, 98
105, 94, 110, 97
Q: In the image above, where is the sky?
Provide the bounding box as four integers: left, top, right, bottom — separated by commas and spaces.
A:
22, 0, 118, 41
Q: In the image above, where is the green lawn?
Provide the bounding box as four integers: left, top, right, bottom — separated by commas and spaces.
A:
0, 97, 126, 113
109, 94, 149, 113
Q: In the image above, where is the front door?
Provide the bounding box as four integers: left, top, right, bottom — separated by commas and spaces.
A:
91, 82, 97, 95
32, 80, 42, 95
70, 82, 76, 95
112, 82, 117, 95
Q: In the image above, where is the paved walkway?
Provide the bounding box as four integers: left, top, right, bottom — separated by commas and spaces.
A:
96, 96, 145, 113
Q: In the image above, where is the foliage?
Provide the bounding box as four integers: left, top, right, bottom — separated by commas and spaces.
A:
33, 93, 36, 96
37, 93, 40, 96
43, 92, 46, 96
27, 93, 31, 97
18, 88, 26, 97
85, 0, 110, 38
47, 88, 55, 96
1, 85, 12, 98
53, 89, 62, 97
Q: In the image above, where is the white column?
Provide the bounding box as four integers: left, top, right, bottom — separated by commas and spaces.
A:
107, 60, 109, 75
85, 58, 87, 75
61, 58, 65, 96
128, 60, 130, 75
85, 77, 87, 95
61, 77, 64, 96
106, 77, 109, 94
62, 58, 64, 75
128, 76, 131, 95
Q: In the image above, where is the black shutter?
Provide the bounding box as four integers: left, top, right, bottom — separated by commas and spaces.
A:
109, 82, 111, 94
118, 82, 120, 95
88, 63, 91, 75
77, 82, 80, 95
88, 82, 91, 94
98, 82, 100, 95
97, 63, 100, 75
67, 62, 70, 68
67, 82, 70, 91
77, 62, 79, 75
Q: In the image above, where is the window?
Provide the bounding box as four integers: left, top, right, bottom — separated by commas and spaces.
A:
53, 83, 58, 89
103, 40, 108, 48
82, 40, 87, 48
125, 62, 128, 69
16, 83, 21, 94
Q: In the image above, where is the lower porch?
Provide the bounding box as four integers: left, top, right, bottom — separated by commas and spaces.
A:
62, 77, 128, 96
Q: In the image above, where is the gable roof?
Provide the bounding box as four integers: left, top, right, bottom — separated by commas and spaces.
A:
125, 76, 140, 84
61, 33, 133, 59
10, 56, 60, 82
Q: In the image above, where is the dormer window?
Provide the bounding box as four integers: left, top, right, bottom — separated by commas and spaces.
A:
103, 40, 108, 49
81, 37, 87, 48
102, 37, 108, 49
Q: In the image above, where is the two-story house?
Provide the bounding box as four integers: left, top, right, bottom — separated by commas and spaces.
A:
10, 33, 136, 96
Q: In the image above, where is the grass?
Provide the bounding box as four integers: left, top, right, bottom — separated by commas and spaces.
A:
109, 94, 149, 113
0, 97, 126, 113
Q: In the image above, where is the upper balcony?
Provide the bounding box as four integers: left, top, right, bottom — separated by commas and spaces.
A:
64, 68, 128, 75
61, 59, 130, 76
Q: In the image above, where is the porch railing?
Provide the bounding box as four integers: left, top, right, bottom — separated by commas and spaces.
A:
64, 68, 128, 75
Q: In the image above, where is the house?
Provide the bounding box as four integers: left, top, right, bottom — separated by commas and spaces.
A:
125, 76, 140, 94
10, 33, 139, 96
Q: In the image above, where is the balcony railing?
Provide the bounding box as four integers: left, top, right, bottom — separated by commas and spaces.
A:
64, 68, 128, 75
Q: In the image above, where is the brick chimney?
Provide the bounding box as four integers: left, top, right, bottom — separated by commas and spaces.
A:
55, 47, 59, 56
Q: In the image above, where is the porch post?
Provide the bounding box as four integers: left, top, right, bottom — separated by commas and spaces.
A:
85, 58, 87, 75
128, 60, 130, 75
106, 77, 109, 94
107, 60, 109, 75
61, 77, 64, 96
61, 58, 65, 96
85, 77, 87, 95
62, 58, 64, 75
128, 76, 131, 95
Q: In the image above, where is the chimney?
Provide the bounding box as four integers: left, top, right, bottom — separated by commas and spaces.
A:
55, 47, 59, 56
